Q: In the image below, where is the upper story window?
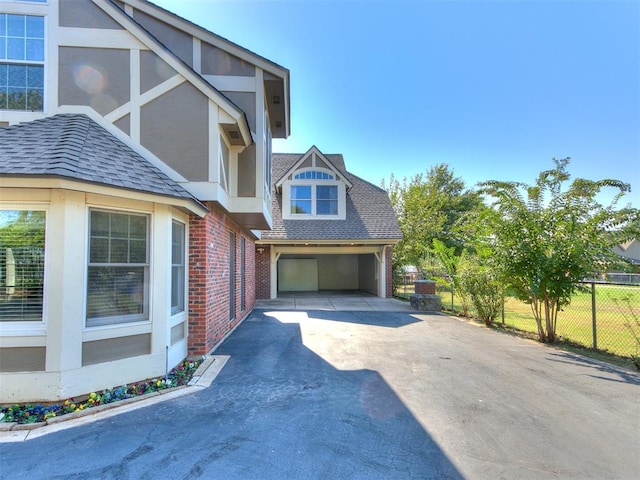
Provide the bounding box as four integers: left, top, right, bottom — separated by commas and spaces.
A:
0, 209, 46, 322
294, 171, 334, 180
0, 13, 44, 111
284, 167, 345, 219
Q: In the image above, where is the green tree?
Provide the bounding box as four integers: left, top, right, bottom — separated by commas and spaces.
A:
384, 164, 483, 277
477, 158, 639, 343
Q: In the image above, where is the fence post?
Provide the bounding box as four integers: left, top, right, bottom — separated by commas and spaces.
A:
591, 282, 597, 350
502, 294, 505, 324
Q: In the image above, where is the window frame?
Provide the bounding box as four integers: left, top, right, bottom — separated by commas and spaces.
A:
0, 12, 45, 112
170, 219, 186, 316
0, 205, 47, 328
85, 208, 151, 328
285, 167, 344, 219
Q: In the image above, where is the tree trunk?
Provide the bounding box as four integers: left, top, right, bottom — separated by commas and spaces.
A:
530, 296, 547, 342
544, 295, 556, 343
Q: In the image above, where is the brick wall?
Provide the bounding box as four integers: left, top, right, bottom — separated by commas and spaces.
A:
255, 245, 271, 299
188, 204, 255, 355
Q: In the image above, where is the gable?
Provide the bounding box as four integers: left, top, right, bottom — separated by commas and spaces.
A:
117, 0, 289, 138
275, 146, 353, 191
264, 153, 402, 241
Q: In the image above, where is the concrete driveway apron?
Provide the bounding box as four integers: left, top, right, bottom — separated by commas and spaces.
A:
1, 308, 638, 479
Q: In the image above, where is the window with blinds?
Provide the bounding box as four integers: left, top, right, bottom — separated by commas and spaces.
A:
171, 220, 185, 315
0, 210, 45, 322
86, 209, 149, 327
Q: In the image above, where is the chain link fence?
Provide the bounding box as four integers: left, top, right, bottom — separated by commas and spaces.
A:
395, 277, 640, 358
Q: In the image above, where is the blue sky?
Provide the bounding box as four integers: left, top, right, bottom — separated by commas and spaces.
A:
154, 0, 639, 207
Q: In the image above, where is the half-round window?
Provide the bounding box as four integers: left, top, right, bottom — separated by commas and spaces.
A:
293, 170, 334, 180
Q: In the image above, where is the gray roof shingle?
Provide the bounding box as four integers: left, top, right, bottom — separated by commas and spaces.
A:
262, 153, 402, 242
0, 114, 202, 205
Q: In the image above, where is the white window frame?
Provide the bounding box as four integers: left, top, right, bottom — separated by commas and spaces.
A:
0, 203, 48, 335
282, 168, 347, 220
0, 11, 45, 112
170, 218, 186, 316
85, 208, 151, 328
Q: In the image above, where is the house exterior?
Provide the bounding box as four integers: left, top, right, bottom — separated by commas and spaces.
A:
0, 0, 289, 403
613, 239, 640, 266
255, 146, 402, 299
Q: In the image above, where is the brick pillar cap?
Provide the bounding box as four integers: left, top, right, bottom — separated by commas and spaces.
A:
415, 279, 436, 283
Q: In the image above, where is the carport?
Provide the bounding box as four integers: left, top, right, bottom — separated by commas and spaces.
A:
267, 243, 390, 299
255, 148, 402, 301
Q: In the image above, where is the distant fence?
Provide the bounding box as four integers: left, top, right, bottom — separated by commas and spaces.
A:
395, 278, 640, 358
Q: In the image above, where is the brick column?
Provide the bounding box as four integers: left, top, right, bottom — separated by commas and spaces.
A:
415, 280, 436, 295
255, 245, 271, 299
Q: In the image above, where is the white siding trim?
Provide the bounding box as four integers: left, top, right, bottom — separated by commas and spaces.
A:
203, 75, 257, 92
58, 27, 147, 49
193, 37, 201, 73
129, 48, 141, 142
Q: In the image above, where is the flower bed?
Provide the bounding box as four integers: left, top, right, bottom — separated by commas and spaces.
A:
1, 359, 203, 425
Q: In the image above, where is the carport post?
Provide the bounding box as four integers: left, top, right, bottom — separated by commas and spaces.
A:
270, 251, 281, 299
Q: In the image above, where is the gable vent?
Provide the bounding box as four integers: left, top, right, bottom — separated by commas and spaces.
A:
228, 130, 240, 139
272, 96, 281, 104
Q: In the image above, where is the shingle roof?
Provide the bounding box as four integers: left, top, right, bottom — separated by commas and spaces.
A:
262, 153, 402, 242
0, 114, 202, 205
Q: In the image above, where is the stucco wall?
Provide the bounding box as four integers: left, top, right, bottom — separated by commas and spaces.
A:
59, 0, 124, 29
201, 42, 255, 77
140, 82, 209, 181
237, 144, 257, 197
133, 9, 193, 68
222, 91, 256, 131
58, 47, 130, 115
140, 50, 177, 94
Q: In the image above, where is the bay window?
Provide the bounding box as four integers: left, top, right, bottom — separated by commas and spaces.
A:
0, 210, 45, 322
171, 220, 185, 315
87, 210, 149, 327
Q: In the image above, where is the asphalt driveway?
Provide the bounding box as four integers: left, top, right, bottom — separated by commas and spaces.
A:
1, 309, 638, 479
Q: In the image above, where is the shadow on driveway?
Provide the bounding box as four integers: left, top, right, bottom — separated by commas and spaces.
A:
0, 310, 462, 480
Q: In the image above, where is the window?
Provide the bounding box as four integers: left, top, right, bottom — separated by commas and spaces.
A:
0, 210, 45, 322
290, 185, 312, 214
87, 210, 149, 327
240, 237, 245, 312
290, 185, 338, 216
264, 109, 272, 199
219, 135, 229, 192
316, 185, 338, 215
294, 171, 334, 180
229, 231, 235, 321
171, 220, 185, 315
0, 14, 45, 111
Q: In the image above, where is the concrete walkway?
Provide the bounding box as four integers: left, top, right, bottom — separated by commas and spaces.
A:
255, 294, 414, 311
1, 309, 638, 479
